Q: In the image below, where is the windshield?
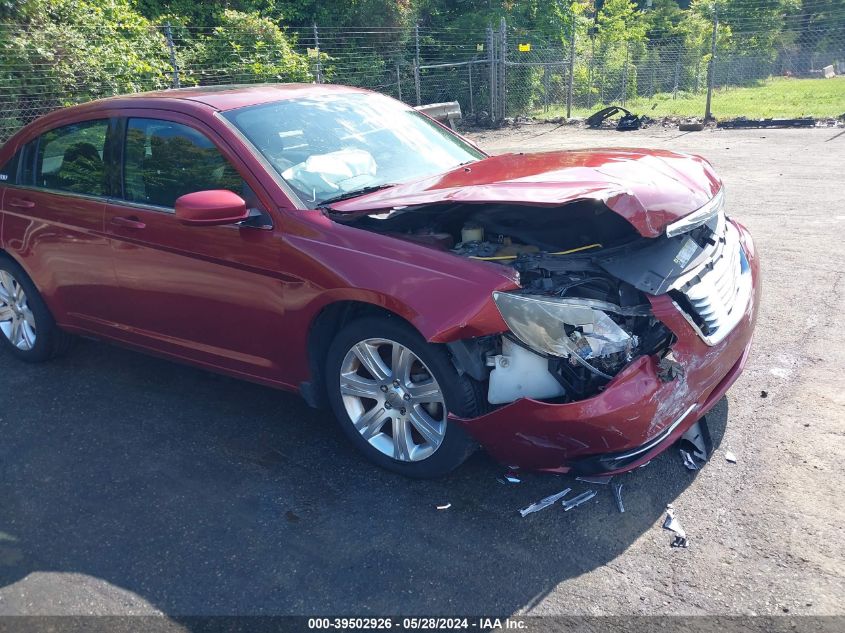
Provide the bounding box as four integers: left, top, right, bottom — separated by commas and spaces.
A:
223, 92, 485, 208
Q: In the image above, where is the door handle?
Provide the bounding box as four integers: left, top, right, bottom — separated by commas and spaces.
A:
111, 216, 146, 230
7, 197, 35, 209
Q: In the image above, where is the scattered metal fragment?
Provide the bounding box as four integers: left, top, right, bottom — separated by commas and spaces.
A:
662, 507, 688, 548
518, 488, 571, 517
436, 503, 451, 510
680, 449, 700, 471
562, 490, 597, 512
612, 482, 625, 513
498, 470, 522, 484
576, 475, 614, 485
725, 450, 737, 463
760, 390, 768, 398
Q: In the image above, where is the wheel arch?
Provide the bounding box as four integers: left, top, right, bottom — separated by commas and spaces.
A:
301, 299, 419, 409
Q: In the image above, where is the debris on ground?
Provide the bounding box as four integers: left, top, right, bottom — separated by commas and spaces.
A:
436, 503, 451, 510
576, 475, 614, 485
497, 470, 522, 484
725, 450, 738, 463
613, 482, 625, 513
679, 121, 705, 132
662, 506, 688, 548
761, 390, 769, 398
518, 488, 571, 517
585, 105, 642, 131
717, 117, 816, 129
680, 449, 700, 471
562, 490, 597, 512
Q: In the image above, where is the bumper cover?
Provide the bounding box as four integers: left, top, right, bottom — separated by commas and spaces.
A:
452, 220, 760, 474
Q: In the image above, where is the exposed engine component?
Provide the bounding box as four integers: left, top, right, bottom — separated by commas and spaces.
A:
487, 337, 566, 404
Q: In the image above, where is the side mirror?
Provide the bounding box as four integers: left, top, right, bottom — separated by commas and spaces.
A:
174, 190, 249, 227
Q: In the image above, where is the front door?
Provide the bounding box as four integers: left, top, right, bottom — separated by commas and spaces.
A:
103, 114, 290, 384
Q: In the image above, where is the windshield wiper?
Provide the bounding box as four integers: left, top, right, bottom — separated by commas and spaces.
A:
319, 184, 396, 207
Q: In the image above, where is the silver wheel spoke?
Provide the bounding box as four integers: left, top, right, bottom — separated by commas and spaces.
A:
392, 417, 412, 461
355, 404, 389, 439
0, 272, 13, 303
10, 317, 22, 347
0, 306, 14, 322
0, 271, 37, 351
353, 342, 390, 381
340, 373, 383, 399
391, 343, 414, 384
20, 322, 35, 349
405, 379, 441, 403
408, 407, 443, 446
22, 309, 35, 329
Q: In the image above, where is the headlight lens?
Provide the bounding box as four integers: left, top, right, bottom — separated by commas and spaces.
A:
492, 292, 644, 362
665, 188, 725, 238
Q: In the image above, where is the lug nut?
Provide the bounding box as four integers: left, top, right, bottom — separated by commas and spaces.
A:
403, 393, 411, 401
384, 402, 392, 410
380, 384, 388, 392
400, 408, 406, 415
393, 379, 401, 387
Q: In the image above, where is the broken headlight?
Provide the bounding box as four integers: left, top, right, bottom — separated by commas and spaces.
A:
492, 292, 647, 366
665, 188, 725, 238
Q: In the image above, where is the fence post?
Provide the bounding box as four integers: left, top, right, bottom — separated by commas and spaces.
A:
164, 22, 180, 89
673, 54, 681, 99
704, 5, 718, 121
566, 11, 576, 119
622, 40, 629, 106
396, 60, 402, 101
414, 23, 421, 106
313, 23, 323, 84
487, 26, 496, 122
499, 17, 507, 120
468, 63, 474, 114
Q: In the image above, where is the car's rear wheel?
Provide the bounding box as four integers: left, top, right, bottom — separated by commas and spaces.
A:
0, 257, 72, 362
326, 317, 483, 478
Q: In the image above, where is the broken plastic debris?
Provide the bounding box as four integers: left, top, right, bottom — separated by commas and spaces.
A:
562, 490, 596, 512
662, 507, 688, 548
613, 482, 625, 513
680, 419, 712, 461
436, 503, 451, 510
725, 450, 737, 463
576, 475, 614, 485
680, 449, 700, 471
760, 390, 768, 398
518, 488, 571, 517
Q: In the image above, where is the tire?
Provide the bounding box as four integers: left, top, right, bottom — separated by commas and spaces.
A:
0, 256, 72, 362
326, 316, 484, 478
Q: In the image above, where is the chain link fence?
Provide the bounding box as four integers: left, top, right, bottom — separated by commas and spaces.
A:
1, 16, 843, 144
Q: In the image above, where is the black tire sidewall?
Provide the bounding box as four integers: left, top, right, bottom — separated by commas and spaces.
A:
326, 317, 480, 478
0, 257, 61, 362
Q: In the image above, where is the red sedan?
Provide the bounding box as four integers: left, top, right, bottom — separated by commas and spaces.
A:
0, 84, 759, 478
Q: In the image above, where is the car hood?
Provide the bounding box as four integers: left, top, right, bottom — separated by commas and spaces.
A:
327, 149, 722, 238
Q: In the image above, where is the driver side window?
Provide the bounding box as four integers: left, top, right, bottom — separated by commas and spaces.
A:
123, 118, 244, 210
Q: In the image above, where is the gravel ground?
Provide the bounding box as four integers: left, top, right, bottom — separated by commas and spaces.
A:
0, 124, 842, 618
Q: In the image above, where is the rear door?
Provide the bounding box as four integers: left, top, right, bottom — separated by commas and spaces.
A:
103, 111, 289, 383
0, 118, 119, 330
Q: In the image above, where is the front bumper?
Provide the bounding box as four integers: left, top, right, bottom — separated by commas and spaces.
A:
452, 220, 760, 474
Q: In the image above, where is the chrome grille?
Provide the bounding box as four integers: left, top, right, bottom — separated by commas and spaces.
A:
674, 223, 751, 346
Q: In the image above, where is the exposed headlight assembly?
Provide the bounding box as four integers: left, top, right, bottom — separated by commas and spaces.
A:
665, 188, 725, 238
492, 292, 650, 378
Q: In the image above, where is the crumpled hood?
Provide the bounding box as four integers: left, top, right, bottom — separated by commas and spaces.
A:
328, 148, 722, 238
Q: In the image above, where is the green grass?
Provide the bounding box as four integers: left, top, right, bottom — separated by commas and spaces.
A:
536, 77, 845, 121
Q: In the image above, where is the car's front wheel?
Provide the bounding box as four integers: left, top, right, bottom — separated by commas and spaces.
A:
326, 317, 483, 478
0, 257, 72, 361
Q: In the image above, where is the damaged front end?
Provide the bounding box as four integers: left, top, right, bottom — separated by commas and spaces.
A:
327, 168, 758, 473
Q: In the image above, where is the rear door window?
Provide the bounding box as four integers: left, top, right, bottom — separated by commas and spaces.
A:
34, 120, 109, 196
123, 118, 243, 210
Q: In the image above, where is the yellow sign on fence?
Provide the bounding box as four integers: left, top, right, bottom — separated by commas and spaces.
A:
518, 43, 531, 52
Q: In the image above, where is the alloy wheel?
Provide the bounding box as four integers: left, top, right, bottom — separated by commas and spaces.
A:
0, 270, 37, 351
339, 338, 447, 462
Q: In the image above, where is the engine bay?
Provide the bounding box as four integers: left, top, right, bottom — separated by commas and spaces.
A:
331, 199, 727, 404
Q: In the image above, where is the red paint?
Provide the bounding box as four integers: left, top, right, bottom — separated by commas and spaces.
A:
174, 190, 249, 226
0, 86, 758, 473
